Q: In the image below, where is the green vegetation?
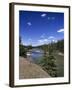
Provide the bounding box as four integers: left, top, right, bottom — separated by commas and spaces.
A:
37, 45, 57, 77
54, 53, 64, 77
56, 40, 64, 53
19, 44, 27, 58
19, 36, 64, 77
27, 45, 32, 50
19, 36, 27, 57
35, 39, 64, 53
35, 40, 64, 77
38, 55, 57, 77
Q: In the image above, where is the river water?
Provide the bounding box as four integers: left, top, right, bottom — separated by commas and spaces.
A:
27, 49, 44, 63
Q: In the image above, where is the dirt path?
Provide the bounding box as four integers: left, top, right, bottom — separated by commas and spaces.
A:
19, 56, 51, 79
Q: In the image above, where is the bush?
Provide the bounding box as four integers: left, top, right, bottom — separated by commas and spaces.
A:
38, 55, 57, 77
19, 44, 27, 58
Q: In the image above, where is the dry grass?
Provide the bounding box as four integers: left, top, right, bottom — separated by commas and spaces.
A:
19, 56, 51, 79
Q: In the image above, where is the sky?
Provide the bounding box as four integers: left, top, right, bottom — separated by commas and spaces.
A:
19, 11, 64, 46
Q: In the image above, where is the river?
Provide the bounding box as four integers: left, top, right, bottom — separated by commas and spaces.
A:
27, 49, 44, 63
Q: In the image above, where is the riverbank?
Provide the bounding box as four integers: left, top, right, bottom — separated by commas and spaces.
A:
19, 56, 51, 79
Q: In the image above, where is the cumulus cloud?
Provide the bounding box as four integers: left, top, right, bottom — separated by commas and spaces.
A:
37, 38, 57, 46
38, 39, 50, 44
48, 36, 58, 43
27, 22, 32, 26
41, 13, 47, 17
38, 40, 43, 43
38, 39, 48, 43
44, 39, 48, 42
48, 36, 55, 39
57, 28, 64, 33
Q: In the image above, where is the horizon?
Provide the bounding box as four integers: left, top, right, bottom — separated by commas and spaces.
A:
19, 11, 64, 46
21, 39, 64, 47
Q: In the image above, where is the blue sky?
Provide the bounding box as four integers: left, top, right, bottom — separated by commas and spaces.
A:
19, 11, 64, 46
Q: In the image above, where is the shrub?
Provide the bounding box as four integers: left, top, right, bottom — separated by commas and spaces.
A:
19, 44, 27, 58
38, 55, 57, 77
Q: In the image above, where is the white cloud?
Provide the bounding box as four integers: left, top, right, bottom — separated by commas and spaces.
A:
27, 22, 32, 26
38, 40, 43, 43
38, 39, 50, 44
41, 13, 46, 17
57, 29, 64, 33
37, 38, 58, 46
48, 36, 58, 43
48, 36, 55, 39
44, 39, 48, 42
